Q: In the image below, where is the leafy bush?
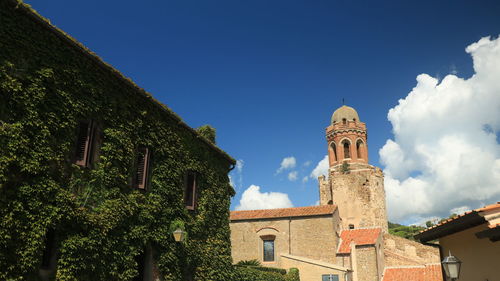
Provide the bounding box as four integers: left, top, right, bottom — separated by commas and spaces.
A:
232, 265, 299, 281
197, 125, 216, 144
236, 259, 261, 266
285, 268, 300, 281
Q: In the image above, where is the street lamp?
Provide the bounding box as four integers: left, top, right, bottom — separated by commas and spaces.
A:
441, 252, 461, 280
172, 228, 186, 242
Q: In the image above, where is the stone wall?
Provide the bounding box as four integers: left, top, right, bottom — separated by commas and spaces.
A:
280, 254, 349, 281
230, 212, 341, 267
354, 246, 379, 281
328, 168, 388, 233
383, 234, 440, 266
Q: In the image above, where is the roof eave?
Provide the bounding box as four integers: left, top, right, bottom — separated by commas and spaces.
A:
415, 212, 486, 242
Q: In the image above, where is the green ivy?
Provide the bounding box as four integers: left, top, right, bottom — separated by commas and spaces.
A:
0, 1, 236, 280
232, 266, 300, 281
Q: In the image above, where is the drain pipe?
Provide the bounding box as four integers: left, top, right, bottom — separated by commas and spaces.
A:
288, 217, 292, 254
423, 242, 445, 281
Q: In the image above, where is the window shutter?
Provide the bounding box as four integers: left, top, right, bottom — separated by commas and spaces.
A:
134, 147, 151, 190
75, 121, 96, 167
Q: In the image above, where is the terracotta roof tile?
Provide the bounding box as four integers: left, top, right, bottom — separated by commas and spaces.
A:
477, 201, 500, 212
337, 228, 381, 254
382, 264, 442, 281
419, 201, 500, 234
230, 205, 336, 221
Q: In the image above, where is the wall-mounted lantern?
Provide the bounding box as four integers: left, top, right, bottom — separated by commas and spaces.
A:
170, 219, 187, 243
173, 228, 186, 242
442, 252, 461, 280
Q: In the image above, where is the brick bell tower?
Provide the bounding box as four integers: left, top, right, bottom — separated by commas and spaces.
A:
318, 105, 388, 233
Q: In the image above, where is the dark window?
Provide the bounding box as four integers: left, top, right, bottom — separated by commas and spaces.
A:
133, 147, 151, 190
349, 224, 355, 229
133, 250, 145, 281
343, 141, 350, 159
330, 142, 337, 162
184, 172, 197, 210
263, 240, 274, 262
41, 230, 55, 269
356, 140, 363, 159
74, 121, 97, 167
322, 274, 339, 281
342, 118, 347, 124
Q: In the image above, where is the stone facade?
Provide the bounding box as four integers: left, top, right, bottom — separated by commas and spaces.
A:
354, 246, 378, 281
383, 234, 440, 266
230, 209, 341, 267
320, 168, 388, 233
280, 254, 349, 281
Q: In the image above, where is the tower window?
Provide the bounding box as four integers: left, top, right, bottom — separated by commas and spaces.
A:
349, 224, 355, 229
343, 141, 351, 159
330, 142, 337, 162
342, 118, 347, 125
356, 140, 364, 159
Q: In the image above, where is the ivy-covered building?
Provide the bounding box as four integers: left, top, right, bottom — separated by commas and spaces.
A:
0, 0, 237, 280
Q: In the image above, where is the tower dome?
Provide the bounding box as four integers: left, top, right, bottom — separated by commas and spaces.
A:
331, 105, 360, 124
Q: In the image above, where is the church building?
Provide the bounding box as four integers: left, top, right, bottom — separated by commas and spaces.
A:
230, 105, 442, 281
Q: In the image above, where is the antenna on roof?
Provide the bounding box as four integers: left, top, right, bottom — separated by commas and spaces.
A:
342, 98, 345, 105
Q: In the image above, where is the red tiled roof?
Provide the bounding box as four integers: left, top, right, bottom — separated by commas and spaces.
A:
419, 201, 500, 234
382, 264, 442, 281
230, 205, 336, 221
337, 228, 381, 254
477, 201, 500, 212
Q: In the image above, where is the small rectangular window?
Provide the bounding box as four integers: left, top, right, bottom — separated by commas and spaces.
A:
322, 274, 339, 281
133, 147, 151, 190
263, 240, 274, 262
74, 121, 97, 167
184, 172, 197, 210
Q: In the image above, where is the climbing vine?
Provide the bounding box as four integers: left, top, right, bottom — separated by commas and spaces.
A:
0, 1, 235, 280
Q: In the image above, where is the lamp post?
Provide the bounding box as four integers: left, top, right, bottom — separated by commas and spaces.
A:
441, 252, 462, 280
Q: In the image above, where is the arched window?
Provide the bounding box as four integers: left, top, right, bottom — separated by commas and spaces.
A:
330, 142, 337, 162
343, 140, 350, 159
342, 118, 347, 125
356, 140, 364, 159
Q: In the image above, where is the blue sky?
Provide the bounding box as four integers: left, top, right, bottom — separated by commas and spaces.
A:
26, 0, 500, 224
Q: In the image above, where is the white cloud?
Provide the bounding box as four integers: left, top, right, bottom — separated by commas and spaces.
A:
235, 185, 294, 211
302, 176, 309, 183
288, 171, 298, 181
380, 36, 500, 223
230, 159, 245, 192
310, 155, 329, 179
303, 161, 312, 167
450, 206, 471, 215
276, 156, 296, 174
236, 159, 244, 173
